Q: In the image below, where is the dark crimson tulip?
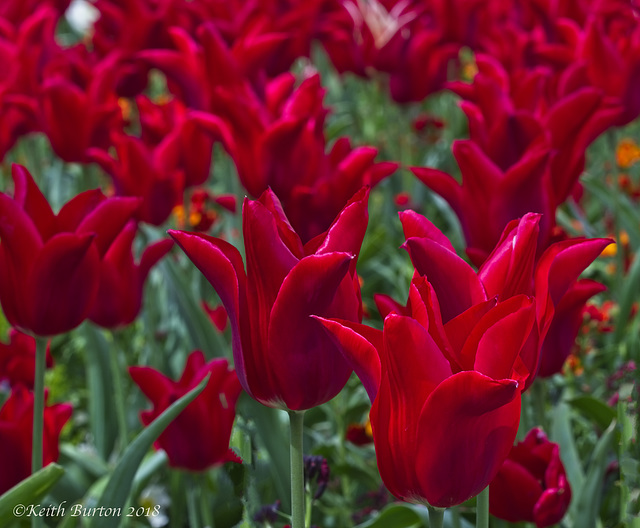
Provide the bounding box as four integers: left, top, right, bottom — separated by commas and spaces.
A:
88, 221, 174, 329
0, 164, 139, 336
0, 385, 72, 495
129, 350, 242, 471
317, 272, 534, 508
169, 187, 369, 411
490, 428, 571, 527
0, 329, 53, 389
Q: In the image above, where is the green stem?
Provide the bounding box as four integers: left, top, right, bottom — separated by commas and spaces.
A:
451, 506, 462, 528
288, 410, 306, 528
186, 475, 201, 528
199, 474, 216, 528
476, 486, 489, 528
109, 333, 129, 451
428, 506, 445, 528
532, 380, 548, 432
31, 336, 47, 528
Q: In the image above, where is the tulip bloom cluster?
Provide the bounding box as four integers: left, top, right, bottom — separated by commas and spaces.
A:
319, 210, 607, 507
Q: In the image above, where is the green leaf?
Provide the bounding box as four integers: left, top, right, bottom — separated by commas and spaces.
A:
568, 396, 617, 431
551, 402, 585, 499
0, 464, 65, 526
353, 503, 430, 528
572, 421, 617, 528
88, 374, 209, 528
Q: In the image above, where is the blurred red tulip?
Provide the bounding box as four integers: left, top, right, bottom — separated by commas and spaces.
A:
0, 165, 139, 336
129, 350, 242, 471
0, 385, 72, 495
490, 428, 571, 527
0, 329, 54, 389
89, 222, 174, 328
169, 187, 369, 410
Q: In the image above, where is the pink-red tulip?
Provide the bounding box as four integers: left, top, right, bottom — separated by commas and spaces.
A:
0, 385, 72, 495
0, 164, 139, 336
0, 329, 53, 389
490, 428, 571, 527
129, 350, 242, 471
169, 187, 369, 410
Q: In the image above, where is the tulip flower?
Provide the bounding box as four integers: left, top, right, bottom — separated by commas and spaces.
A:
0, 329, 53, 390
0, 385, 72, 495
129, 350, 242, 471
0, 164, 139, 336
169, 187, 369, 411
88, 221, 174, 329
318, 273, 534, 508
490, 428, 571, 527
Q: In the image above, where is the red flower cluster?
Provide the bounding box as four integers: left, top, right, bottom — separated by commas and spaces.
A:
130, 350, 242, 471
318, 211, 605, 507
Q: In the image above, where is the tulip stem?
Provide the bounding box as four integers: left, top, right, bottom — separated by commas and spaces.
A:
109, 334, 129, 452
427, 506, 445, 528
31, 336, 47, 528
476, 486, 489, 528
288, 410, 306, 528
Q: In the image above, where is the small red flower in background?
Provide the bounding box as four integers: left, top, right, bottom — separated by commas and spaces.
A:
202, 301, 228, 333
0, 385, 72, 495
129, 350, 242, 471
490, 427, 571, 528
0, 329, 54, 389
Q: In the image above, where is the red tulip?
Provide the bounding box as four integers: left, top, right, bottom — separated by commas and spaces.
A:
90, 133, 186, 226
317, 273, 533, 507
0, 385, 72, 495
0, 164, 139, 336
0, 329, 53, 389
38, 53, 124, 163
88, 221, 174, 329
169, 187, 369, 411
490, 428, 571, 527
129, 350, 242, 471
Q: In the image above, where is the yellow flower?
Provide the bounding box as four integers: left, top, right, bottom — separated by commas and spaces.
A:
616, 138, 640, 169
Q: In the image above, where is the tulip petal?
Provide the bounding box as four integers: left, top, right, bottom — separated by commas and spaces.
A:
313, 316, 382, 402
403, 237, 486, 323
11, 165, 56, 241
28, 233, 100, 336
415, 371, 521, 507
168, 230, 249, 390
267, 252, 354, 410
490, 459, 541, 523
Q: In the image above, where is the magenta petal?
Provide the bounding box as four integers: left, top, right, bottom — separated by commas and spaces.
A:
490, 459, 541, 523
415, 371, 521, 507
399, 210, 456, 253
56, 189, 106, 232
168, 230, 249, 390
313, 316, 382, 402
403, 237, 487, 322
139, 238, 174, 283
129, 366, 175, 407
266, 252, 354, 410
76, 197, 141, 256
28, 233, 100, 336
11, 165, 56, 241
